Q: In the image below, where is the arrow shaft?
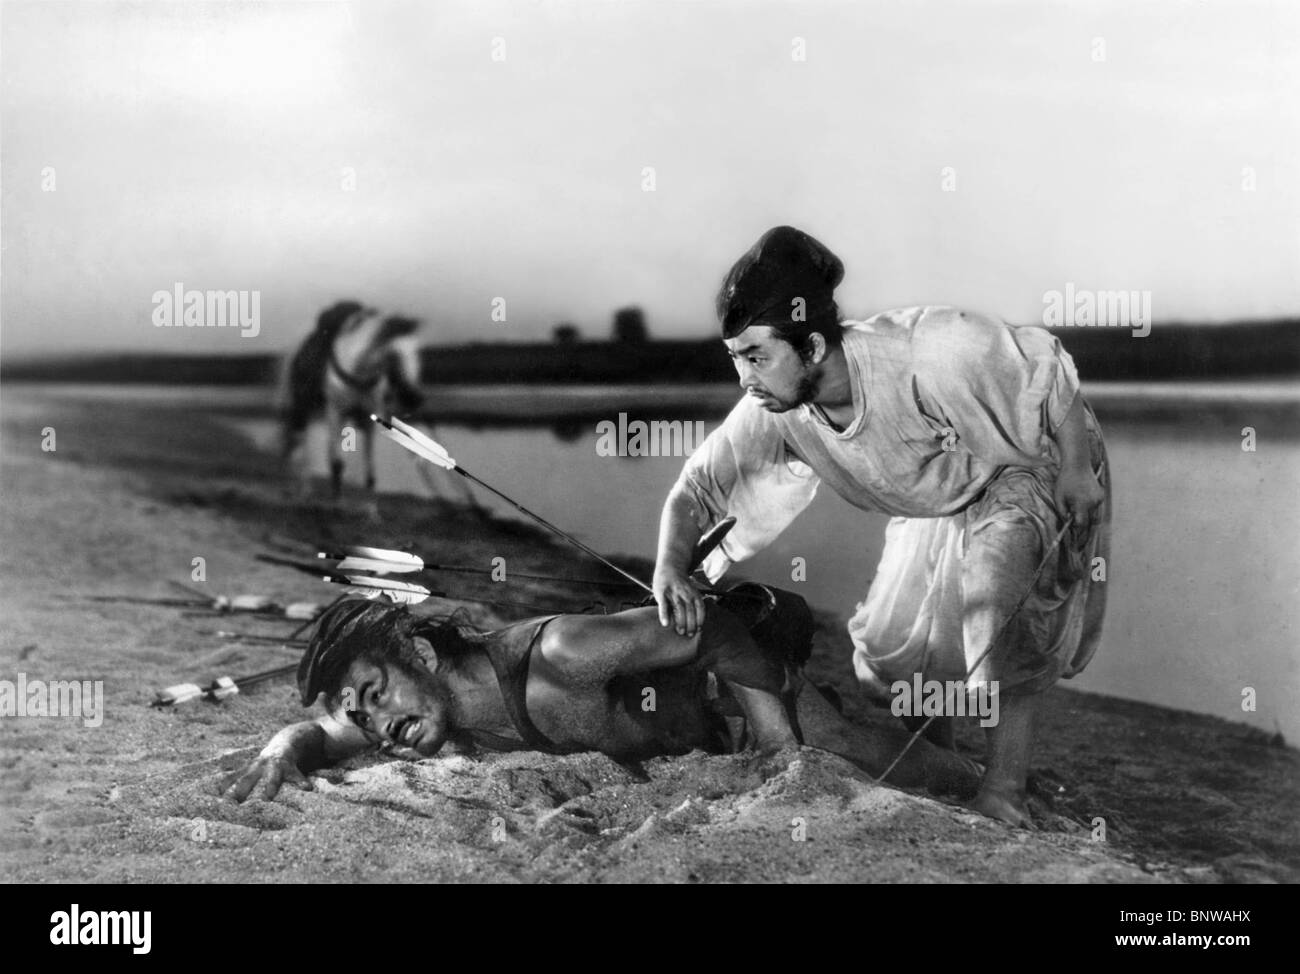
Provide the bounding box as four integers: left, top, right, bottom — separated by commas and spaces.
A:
453, 467, 653, 594
88, 596, 206, 608
372, 414, 653, 592
423, 562, 643, 589
211, 631, 309, 645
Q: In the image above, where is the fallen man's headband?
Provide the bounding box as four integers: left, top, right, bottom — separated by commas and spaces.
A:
297, 597, 407, 706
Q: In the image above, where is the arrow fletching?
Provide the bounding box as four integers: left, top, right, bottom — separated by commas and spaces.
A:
320, 545, 425, 575
209, 676, 240, 701
372, 415, 457, 470
388, 416, 457, 469
334, 555, 419, 575
154, 683, 204, 707
374, 421, 446, 468
324, 573, 435, 605
284, 601, 325, 620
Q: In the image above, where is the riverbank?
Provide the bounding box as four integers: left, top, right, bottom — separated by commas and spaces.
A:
4, 377, 1300, 426
1, 387, 1297, 883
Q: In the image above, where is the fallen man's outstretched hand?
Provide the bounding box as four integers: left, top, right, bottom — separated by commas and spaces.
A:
221, 753, 314, 803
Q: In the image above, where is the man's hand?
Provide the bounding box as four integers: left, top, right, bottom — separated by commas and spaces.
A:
653, 484, 708, 636
1050, 395, 1104, 537
653, 567, 706, 637
221, 751, 314, 804
1054, 464, 1104, 535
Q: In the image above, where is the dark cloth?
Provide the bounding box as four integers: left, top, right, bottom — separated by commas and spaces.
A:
691, 583, 815, 699
480, 615, 570, 753
717, 226, 844, 338
716, 582, 814, 670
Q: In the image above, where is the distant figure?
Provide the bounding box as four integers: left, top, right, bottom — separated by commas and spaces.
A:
611, 306, 648, 343
552, 323, 581, 344
281, 301, 425, 507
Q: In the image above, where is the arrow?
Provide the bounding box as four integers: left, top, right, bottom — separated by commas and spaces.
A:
261, 553, 590, 613
88, 592, 321, 617
372, 414, 654, 594
321, 572, 441, 605
210, 631, 310, 646
319, 516, 735, 587
316, 545, 644, 589
153, 664, 297, 707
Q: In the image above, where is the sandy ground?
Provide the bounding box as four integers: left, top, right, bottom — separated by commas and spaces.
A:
2, 386, 1297, 884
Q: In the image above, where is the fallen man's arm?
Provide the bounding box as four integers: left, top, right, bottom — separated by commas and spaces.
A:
221, 714, 372, 802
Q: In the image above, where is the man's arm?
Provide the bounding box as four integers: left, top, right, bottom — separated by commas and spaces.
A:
221, 714, 373, 803
1050, 393, 1105, 532
654, 398, 819, 638
653, 481, 707, 636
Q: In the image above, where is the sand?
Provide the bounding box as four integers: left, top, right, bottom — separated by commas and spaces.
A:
2, 386, 1297, 883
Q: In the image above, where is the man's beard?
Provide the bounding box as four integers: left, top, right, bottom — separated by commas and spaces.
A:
395, 659, 454, 755
758, 365, 822, 413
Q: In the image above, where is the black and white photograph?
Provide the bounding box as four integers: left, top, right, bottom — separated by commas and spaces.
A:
1, 0, 1297, 909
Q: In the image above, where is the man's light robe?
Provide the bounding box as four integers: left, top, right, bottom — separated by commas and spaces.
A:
677, 306, 1110, 695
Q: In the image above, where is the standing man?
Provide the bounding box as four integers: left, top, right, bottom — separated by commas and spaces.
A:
653, 226, 1109, 826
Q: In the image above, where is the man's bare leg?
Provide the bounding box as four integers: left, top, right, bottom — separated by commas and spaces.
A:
971, 690, 1038, 827
962, 512, 1049, 827
795, 682, 981, 798
726, 682, 798, 753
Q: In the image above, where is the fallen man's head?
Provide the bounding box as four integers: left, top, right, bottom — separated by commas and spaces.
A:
297, 598, 477, 757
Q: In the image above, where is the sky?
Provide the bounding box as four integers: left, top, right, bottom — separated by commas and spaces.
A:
2, 0, 1297, 358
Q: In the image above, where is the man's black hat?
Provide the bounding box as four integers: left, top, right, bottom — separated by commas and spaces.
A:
716, 226, 844, 339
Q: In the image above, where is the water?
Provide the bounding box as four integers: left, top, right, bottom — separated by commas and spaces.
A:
33, 381, 1300, 744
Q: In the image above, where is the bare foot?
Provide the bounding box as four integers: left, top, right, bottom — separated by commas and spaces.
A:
969, 786, 1036, 829
755, 742, 803, 781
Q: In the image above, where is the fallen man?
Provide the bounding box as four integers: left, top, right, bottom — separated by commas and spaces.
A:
222, 588, 982, 803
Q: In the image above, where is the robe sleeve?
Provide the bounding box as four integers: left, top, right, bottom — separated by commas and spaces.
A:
911, 309, 1080, 468
676, 398, 821, 582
